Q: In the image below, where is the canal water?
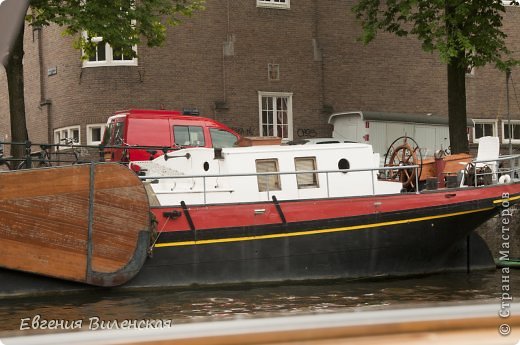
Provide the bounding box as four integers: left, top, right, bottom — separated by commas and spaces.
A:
0, 270, 517, 337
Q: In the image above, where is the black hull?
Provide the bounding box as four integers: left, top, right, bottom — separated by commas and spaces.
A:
0, 202, 497, 298
132, 207, 496, 287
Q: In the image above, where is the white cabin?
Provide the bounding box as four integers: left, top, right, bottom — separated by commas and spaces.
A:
133, 143, 403, 206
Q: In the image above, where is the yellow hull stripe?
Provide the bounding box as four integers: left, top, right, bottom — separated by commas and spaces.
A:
154, 206, 496, 248
492, 195, 520, 204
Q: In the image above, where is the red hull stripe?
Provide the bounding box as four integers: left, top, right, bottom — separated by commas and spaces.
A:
152, 187, 519, 233
154, 206, 494, 248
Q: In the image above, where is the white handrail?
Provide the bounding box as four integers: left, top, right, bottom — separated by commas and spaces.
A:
139, 165, 420, 181
140, 165, 421, 204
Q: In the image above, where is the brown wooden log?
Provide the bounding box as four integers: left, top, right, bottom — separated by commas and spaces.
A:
0, 163, 150, 287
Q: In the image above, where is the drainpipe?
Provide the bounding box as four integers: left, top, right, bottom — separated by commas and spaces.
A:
36, 26, 52, 143
506, 69, 512, 156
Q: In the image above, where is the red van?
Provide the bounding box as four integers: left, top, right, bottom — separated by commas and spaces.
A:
102, 109, 240, 162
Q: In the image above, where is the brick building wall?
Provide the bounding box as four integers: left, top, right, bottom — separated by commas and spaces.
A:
1, 0, 520, 147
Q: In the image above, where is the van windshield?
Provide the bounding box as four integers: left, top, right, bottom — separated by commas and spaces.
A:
113, 122, 125, 145
101, 123, 112, 146
101, 126, 112, 146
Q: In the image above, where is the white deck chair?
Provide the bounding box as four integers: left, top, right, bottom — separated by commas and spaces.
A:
475, 136, 500, 183
458, 136, 500, 187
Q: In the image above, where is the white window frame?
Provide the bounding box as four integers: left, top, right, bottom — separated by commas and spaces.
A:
54, 125, 81, 147
87, 124, 106, 145
502, 120, 520, 144
82, 35, 137, 68
256, 0, 290, 9
503, 1, 519, 6
472, 119, 497, 143
258, 91, 293, 141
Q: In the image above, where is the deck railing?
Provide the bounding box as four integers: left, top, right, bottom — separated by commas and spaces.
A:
2, 140, 519, 204
471, 154, 520, 187
138, 165, 421, 204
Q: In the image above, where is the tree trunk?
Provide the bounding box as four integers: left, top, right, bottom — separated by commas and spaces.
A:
445, 0, 469, 155
447, 53, 469, 154
5, 24, 29, 160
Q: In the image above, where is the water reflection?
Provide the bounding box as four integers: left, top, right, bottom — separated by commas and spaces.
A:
0, 270, 516, 336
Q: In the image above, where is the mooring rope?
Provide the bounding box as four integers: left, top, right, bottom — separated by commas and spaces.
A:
148, 214, 170, 257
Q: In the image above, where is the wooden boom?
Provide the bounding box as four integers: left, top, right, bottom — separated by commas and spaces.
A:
0, 163, 151, 287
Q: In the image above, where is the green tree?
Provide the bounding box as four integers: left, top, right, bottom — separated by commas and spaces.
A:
5, 0, 203, 159
353, 0, 518, 153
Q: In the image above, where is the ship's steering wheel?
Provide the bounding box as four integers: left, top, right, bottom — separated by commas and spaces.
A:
384, 136, 423, 190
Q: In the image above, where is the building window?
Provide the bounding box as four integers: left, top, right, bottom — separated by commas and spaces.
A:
257, 0, 290, 9
54, 126, 80, 145
268, 64, 280, 81
256, 159, 281, 192
87, 124, 106, 145
502, 120, 520, 144
82, 36, 137, 67
258, 92, 293, 141
295, 157, 318, 189
473, 119, 497, 143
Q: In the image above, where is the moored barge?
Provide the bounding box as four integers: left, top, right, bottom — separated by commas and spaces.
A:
0, 139, 517, 296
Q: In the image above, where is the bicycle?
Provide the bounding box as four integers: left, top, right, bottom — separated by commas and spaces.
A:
0, 144, 12, 171
16, 144, 52, 169
17, 138, 82, 169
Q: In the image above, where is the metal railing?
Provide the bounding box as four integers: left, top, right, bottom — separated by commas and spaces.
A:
471, 154, 520, 187
3, 138, 519, 204
138, 165, 421, 205
0, 140, 181, 169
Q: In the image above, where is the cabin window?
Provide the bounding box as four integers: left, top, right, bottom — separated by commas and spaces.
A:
338, 158, 350, 172
295, 157, 318, 189
210, 128, 238, 148
256, 159, 281, 192
174, 126, 205, 147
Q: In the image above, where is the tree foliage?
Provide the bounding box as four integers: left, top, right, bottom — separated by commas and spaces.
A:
353, 0, 518, 70
29, 0, 204, 59
4, 0, 203, 159
352, 0, 519, 153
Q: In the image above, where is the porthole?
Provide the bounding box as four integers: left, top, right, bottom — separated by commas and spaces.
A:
203, 162, 210, 171
338, 158, 350, 173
